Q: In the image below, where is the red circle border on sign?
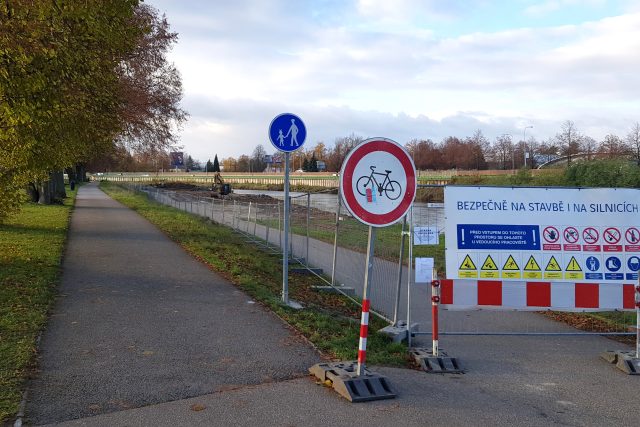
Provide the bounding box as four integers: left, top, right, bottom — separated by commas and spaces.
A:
340, 138, 416, 227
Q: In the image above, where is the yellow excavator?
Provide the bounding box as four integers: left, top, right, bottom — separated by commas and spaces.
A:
211, 172, 232, 197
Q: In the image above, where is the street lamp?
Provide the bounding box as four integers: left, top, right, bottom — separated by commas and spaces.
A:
523, 125, 533, 167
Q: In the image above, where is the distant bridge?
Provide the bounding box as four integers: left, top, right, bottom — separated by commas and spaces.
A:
537, 152, 632, 169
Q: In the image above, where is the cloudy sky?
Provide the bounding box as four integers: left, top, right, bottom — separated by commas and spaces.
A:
148, 0, 640, 162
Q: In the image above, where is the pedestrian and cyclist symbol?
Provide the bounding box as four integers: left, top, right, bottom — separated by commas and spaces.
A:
356, 166, 402, 201
268, 113, 307, 152
339, 138, 416, 227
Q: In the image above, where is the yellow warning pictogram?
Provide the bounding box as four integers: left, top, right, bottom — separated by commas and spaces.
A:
480, 254, 499, 278
502, 255, 520, 271
545, 256, 562, 271
544, 255, 562, 279
481, 255, 498, 271
524, 256, 541, 271
459, 255, 477, 270
564, 256, 584, 280
565, 256, 582, 271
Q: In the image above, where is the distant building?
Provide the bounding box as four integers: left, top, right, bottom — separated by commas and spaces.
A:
316, 160, 326, 172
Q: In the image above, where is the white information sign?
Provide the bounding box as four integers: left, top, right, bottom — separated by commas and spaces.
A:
415, 257, 434, 283
445, 186, 640, 282
414, 227, 440, 245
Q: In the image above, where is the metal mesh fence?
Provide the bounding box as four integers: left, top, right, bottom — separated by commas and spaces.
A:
123, 183, 637, 338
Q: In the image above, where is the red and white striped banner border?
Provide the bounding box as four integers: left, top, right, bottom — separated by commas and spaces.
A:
358, 299, 370, 365
440, 280, 637, 311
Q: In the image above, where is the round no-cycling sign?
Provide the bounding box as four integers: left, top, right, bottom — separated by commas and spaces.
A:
340, 138, 416, 227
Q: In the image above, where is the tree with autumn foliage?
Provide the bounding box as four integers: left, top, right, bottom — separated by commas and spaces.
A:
0, 0, 186, 219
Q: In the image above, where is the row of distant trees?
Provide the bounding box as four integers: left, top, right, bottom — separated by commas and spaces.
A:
219, 121, 640, 172
94, 120, 640, 174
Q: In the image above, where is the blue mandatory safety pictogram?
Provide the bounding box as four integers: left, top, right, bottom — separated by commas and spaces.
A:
585, 256, 600, 271
628, 256, 640, 272
585, 255, 603, 280
605, 256, 621, 272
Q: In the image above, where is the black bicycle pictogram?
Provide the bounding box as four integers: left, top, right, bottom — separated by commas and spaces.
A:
356, 166, 402, 200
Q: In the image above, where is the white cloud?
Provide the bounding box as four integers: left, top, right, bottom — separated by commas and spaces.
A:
149, 1, 640, 161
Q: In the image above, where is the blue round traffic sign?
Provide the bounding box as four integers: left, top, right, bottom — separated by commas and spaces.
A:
605, 256, 621, 272
269, 113, 306, 152
628, 256, 640, 272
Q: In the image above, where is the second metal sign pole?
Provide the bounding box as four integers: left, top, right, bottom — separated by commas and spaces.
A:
357, 225, 376, 376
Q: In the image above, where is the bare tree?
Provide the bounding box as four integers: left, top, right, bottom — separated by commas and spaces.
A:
493, 135, 513, 170
599, 134, 628, 158
626, 122, 640, 165
555, 120, 582, 164
251, 144, 267, 172
581, 136, 598, 160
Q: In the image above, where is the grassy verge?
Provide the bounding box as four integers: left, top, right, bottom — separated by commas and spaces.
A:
0, 186, 78, 424
100, 182, 409, 366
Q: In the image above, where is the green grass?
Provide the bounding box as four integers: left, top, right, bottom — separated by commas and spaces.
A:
0, 186, 77, 424
266, 210, 447, 274
101, 182, 410, 367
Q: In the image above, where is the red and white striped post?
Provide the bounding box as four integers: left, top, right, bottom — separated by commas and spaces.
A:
431, 276, 440, 357
358, 298, 370, 371
357, 226, 376, 376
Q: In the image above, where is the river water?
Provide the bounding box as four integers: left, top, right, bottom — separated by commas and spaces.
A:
234, 189, 446, 230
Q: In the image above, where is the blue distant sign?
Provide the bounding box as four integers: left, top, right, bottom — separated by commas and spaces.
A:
269, 113, 307, 152
457, 224, 540, 250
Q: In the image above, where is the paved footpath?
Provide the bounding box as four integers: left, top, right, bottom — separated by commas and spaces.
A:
26, 184, 639, 426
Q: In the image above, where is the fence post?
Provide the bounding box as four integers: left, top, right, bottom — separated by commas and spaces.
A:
265, 205, 271, 245
253, 203, 258, 237
406, 206, 414, 348
233, 200, 237, 229
278, 202, 282, 248
289, 196, 293, 257
247, 201, 252, 233
393, 215, 407, 325
222, 198, 225, 224
331, 191, 342, 286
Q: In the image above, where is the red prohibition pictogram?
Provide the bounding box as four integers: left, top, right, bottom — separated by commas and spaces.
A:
625, 227, 640, 244
563, 226, 579, 243
340, 138, 416, 227
582, 227, 599, 244
604, 227, 621, 244
543, 226, 559, 243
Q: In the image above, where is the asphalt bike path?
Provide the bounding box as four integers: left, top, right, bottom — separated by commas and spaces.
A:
27, 183, 639, 426
25, 183, 320, 425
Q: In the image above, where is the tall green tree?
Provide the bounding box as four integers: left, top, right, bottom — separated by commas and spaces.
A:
212, 154, 220, 172
0, 1, 186, 219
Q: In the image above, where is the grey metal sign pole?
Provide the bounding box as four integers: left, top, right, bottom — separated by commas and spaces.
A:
268, 112, 306, 306
282, 152, 290, 304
